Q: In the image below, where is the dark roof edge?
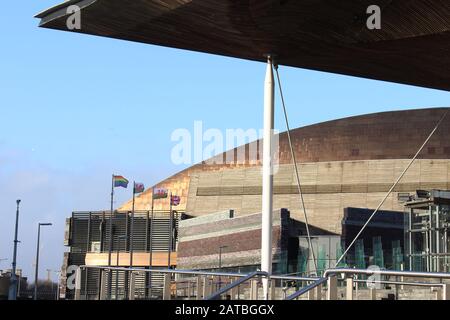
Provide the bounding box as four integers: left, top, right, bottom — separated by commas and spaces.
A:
35, 0, 97, 22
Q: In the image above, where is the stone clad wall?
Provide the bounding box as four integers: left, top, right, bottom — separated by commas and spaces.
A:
187, 159, 450, 234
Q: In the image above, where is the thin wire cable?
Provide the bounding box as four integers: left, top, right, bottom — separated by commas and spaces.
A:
335, 108, 450, 267
274, 64, 318, 275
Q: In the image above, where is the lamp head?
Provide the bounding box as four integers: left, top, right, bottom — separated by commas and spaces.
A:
16, 199, 21, 205
39, 223, 52, 226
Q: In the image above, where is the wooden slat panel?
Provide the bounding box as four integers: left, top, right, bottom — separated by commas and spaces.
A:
85, 252, 177, 267
37, 0, 450, 91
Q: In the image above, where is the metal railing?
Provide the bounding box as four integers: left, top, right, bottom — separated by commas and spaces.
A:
74, 266, 450, 301
285, 277, 328, 300
74, 266, 320, 300
284, 268, 450, 300
323, 267, 450, 279
205, 271, 267, 300
75, 266, 263, 300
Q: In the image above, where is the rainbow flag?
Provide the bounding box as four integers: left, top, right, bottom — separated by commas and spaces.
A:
113, 175, 129, 188
134, 182, 145, 194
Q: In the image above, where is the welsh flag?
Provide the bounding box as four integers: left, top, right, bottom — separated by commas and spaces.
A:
153, 188, 168, 199
134, 182, 145, 194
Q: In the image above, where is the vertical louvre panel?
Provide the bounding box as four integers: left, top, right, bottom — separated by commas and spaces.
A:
67, 210, 184, 300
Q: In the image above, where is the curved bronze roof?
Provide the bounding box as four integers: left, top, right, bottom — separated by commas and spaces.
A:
199, 107, 450, 168
277, 107, 450, 163
175, 107, 450, 178
37, 0, 450, 91
119, 107, 450, 210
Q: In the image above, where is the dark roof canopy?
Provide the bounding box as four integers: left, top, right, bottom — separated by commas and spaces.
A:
36, 0, 450, 91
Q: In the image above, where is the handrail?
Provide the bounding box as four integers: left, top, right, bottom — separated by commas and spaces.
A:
354, 279, 445, 288
285, 277, 328, 300
324, 268, 450, 279
205, 271, 268, 300
271, 274, 320, 282
80, 265, 320, 282
285, 268, 450, 301
79, 265, 248, 278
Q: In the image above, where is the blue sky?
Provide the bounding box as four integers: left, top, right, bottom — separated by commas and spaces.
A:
0, 2, 449, 281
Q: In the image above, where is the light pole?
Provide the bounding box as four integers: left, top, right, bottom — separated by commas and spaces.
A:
218, 246, 228, 289
8, 199, 21, 300
34, 222, 52, 300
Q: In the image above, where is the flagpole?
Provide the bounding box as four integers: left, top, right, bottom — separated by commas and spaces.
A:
130, 183, 135, 267
149, 189, 154, 298
129, 181, 135, 299
168, 191, 172, 269
108, 174, 114, 300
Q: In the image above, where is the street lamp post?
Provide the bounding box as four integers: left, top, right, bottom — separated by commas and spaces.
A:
34, 222, 52, 300
8, 199, 21, 300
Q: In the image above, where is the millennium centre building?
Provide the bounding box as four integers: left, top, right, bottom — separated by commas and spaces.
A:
61, 108, 450, 299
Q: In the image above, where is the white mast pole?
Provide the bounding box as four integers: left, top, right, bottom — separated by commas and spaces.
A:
261, 55, 274, 300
